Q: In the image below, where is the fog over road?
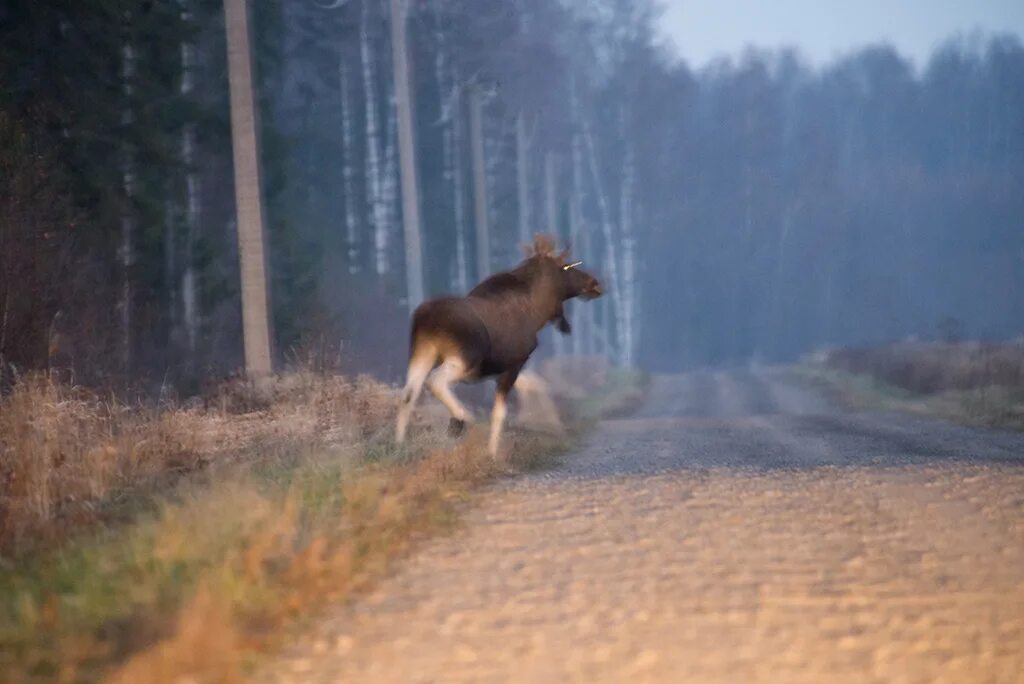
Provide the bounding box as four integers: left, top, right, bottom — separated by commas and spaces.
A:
267, 370, 1024, 683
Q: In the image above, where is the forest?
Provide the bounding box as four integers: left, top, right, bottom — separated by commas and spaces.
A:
2, 0, 1023, 390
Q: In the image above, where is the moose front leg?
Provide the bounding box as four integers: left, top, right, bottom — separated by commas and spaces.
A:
489, 366, 522, 456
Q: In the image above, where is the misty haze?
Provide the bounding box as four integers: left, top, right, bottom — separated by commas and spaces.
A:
1, 1, 1023, 681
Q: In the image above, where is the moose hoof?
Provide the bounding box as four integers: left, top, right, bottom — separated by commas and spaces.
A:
448, 418, 467, 437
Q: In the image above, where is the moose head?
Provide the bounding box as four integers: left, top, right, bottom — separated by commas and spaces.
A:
523, 234, 603, 303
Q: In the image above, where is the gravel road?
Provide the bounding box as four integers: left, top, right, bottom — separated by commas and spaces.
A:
265, 369, 1024, 683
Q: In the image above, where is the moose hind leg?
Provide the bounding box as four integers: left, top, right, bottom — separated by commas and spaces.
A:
396, 352, 434, 444
489, 367, 521, 456
427, 358, 472, 436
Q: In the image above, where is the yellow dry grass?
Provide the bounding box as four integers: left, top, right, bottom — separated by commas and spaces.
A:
0, 361, 643, 682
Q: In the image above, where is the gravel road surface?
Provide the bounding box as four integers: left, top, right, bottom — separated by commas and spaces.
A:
265, 369, 1024, 683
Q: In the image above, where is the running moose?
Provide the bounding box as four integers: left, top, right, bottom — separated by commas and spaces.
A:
395, 235, 603, 455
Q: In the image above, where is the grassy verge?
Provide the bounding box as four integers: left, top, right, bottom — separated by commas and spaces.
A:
798, 343, 1024, 430
0, 365, 643, 682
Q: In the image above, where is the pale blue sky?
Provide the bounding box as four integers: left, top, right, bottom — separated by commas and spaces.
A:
657, 0, 1024, 69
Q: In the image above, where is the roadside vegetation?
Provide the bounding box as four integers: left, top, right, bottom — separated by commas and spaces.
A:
0, 358, 645, 682
800, 342, 1024, 430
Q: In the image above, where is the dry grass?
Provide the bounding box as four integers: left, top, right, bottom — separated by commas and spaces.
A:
0, 360, 641, 682
803, 341, 1024, 429
0, 372, 394, 555
823, 341, 1024, 394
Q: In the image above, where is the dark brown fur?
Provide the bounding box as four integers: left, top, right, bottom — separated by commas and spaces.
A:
395, 235, 602, 453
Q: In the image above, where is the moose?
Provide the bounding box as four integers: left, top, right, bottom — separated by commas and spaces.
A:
395, 235, 603, 455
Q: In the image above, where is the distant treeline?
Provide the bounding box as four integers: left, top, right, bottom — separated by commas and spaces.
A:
2, 1, 1022, 388
648, 36, 1024, 370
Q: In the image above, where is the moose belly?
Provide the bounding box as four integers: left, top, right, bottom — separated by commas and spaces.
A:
477, 335, 539, 378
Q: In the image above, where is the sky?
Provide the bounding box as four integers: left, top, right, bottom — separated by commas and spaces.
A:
656, 0, 1024, 70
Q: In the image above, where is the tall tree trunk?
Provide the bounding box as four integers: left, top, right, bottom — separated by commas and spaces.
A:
619, 130, 637, 367
383, 95, 398, 254
516, 111, 531, 247
544, 152, 558, 237
543, 151, 565, 357
120, 39, 135, 376
569, 101, 590, 356
581, 116, 626, 366
224, 0, 273, 375
469, 86, 490, 279
361, 0, 389, 275
434, 19, 468, 292
181, 0, 200, 357
388, 0, 423, 310
450, 68, 469, 292
338, 58, 360, 274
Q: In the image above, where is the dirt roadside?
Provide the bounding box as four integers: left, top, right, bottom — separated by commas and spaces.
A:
263, 369, 1024, 683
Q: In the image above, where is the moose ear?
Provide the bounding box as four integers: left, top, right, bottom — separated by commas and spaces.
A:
562, 260, 583, 271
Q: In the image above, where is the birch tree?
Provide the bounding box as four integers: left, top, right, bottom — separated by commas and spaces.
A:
432, 6, 469, 292
569, 77, 593, 356
544, 151, 565, 356
469, 85, 490, 279
389, 0, 425, 310
581, 115, 628, 365
516, 111, 531, 247
618, 121, 638, 366
360, 0, 389, 275
338, 59, 360, 274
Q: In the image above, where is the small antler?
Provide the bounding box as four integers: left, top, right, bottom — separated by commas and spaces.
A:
557, 239, 573, 264
529, 234, 557, 257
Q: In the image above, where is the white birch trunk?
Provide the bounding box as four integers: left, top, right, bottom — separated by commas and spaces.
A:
388, 0, 424, 310
581, 117, 627, 366
450, 69, 469, 292
383, 96, 398, 263
435, 24, 469, 292
569, 75, 597, 356
569, 104, 589, 356
516, 111, 531, 247
469, 86, 490, 280
484, 114, 507, 254
544, 152, 558, 237
543, 152, 565, 357
619, 132, 637, 367
361, 0, 389, 275
338, 58, 360, 273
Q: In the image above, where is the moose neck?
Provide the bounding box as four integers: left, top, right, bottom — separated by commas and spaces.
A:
524, 269, 565, 331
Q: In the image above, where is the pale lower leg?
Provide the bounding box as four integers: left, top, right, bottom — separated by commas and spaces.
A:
396, 356, 432, 444
427, 359, 472, 423
488, 391, 508, 456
